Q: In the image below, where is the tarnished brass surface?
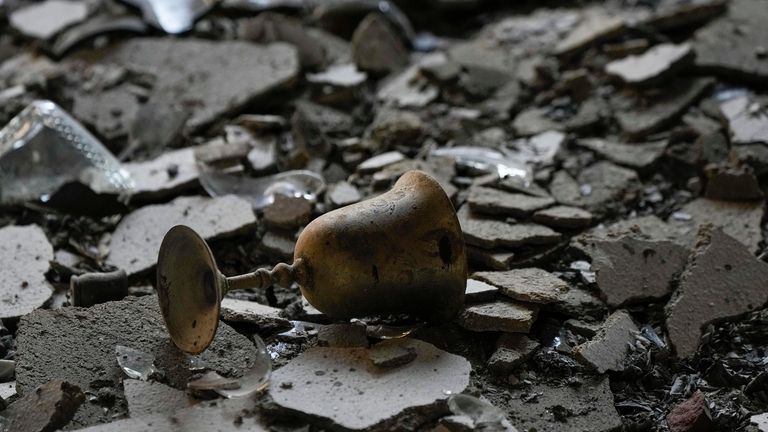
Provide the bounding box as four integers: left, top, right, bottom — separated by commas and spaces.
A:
295, 170, 467, 322
157, 225, 223, 354
156, 170, 467, 353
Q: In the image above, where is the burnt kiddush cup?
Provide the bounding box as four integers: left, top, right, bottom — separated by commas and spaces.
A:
156, 170, 467, 354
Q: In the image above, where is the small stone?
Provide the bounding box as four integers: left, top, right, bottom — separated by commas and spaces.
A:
316, 323, 369, 348
263, 194, 312, 230
719, 95, 768, 145
458, 300, 538, 333
694, 0, 768, 83
107, 196, 256, 276
616, 78, 714, 139
367, 109, 423, 150
705, 163, 763, 201
9, 0, 89, 40
260, 231, 296, 261
605, 43, 694, 85
667, 391, 714, 432
577, 138, 668, 169
513, 101, 602, 136
666, 226, 768, 357
327, 181, 361, 209
378, 53, 442, 108
532, 205, 593, 229
369, 339, 418, 368
220, 298, 292, 333
472, 268, 569, 304
487, 334, 539, 375
270, 339, 470, 430
667, 198, 763, 251
292, 100, 353, 158
555, 10, 625, 57
0, 225, 54, 319
467, 186, 555, 218
357, 151, 406, 174
549, 162, 640, 216
0, 360, 14, 382
464, 279, 499, 303
123, 380, 194, 418
458, 205, 562, 250
351, 13, 409, 74
587, 237, 689, 307
123, 148, 200, 201
573, 311, 638, 373
751, 413, 768, 431
2, 380, 84, 432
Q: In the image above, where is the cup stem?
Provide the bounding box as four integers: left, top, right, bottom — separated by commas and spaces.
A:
224, 261, 299, 293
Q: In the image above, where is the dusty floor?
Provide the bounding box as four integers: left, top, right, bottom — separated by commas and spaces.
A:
0, 0, 767, 431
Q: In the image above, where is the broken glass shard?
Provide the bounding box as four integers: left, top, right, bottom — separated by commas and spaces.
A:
356, 320, 424, 339
122, 0, 216, 34
430, 146, 532, 183
448, 394, 517, 431
0, 100, 134, 205
277, 321, 319, 342
115, 345, 159, 381
198, 163, 325, 210
188, 335, 271, 398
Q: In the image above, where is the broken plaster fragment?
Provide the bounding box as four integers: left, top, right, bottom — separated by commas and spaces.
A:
458, 300, 538, 333
573, 310, 639, 373
369, 338, 418, 368
1, 379, 85, 432
472, 268, 569, 304
0, 225, 54, 319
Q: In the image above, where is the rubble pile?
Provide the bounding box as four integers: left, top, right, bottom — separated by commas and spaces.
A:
0, 0, 767, 431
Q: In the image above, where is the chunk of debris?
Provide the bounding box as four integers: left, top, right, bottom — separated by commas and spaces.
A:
220, 298, 292, 333
693, 0, 768, 82
666, 391, 714, 432
292, 100, 353, 158
9, 0, 89, 40
487, 334, 539, 376
0, 225, 54, 319
467, 186, 555, 218
512, 100, 602, 136
122, 0, 213, 34
69, 270, 129, 307
446, 394, 519, 432
666, 226, 768, 357
549, 161, 640, 215
472, 268, 569, 304
587, 237, 688, 307
106, 195, 256, 276
316, 323, 369, 348
307, 64, 367, 88
705, 163, 763, 201
367, 109, 423, 150
351, 13, 409, 74
16, 296, 258, 428
547, 287, 606, 321
2, 380, 84, 432
605, 43, 693, 85
719, 94, 768, 145
369, 339, 418, 368
357, 151, 406, 174
555, 10, 625, 57
532, 205, 593, 229
667, 198, 763, 251
465, 279, 499, 303
500, 377, 622, 432
326, 181, 361, 209
263, 195, 312, 230
616, 78, 714, 139
646, 0, 727, 31
270, 339, 470, 430
458, 300, 538, 333
458, 205, 562, 249
123, 380, 194, 418
81, 38, 299, 131
0, 360, 15, 382
239, 12, 328, 69
123, 148, 200, 202
751, 413, 768, 431
573, 311, 638, 373
260, 231, 295, 261
377, 53, 443, 108
577, 138, 668, 169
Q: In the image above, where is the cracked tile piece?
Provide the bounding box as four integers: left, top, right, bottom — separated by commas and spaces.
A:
458, 300, 538, 333
532, 205, 593, 229
270, 339, 470, 431
458, 205, 561, 250
587, 237, 688, 307
220, 298, 291, 333
577, 138, 668, 169
106, 195, 256, 276
719, 94, 768, 145
472, 268, 569, 304
605, 43, 693, 85
573, 310, 638, 373
666, 227, 768, 357
2, 379, 84, 432
549, 161, 640, 216
0, 225, 54, 319
123, 148, 200, 202
9, 0, 89, 40
667, 198, 763, 252
487, 334, 539, 376
123, 380, 195, 418
467, 186, 555, 218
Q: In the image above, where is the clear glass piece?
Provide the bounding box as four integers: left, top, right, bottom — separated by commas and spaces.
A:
115, 345, 159, 381
430, 146, 532, 183
187, 334, 271, 398
0, 100, 133, 205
